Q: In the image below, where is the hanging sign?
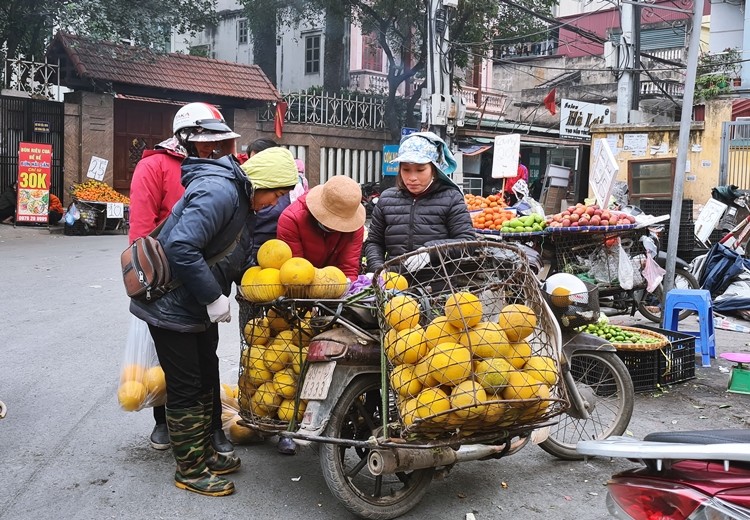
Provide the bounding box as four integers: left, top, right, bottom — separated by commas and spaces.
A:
16, 142, 52, 223
560, 99, 611, 140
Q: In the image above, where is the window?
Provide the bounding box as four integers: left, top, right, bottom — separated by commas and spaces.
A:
628, 159, 676, 202
238, 19, 248, 45
361, 33, 382, 71
305, 34, 321, 75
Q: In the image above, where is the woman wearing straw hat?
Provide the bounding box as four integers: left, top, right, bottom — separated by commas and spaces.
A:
365, 132, 474, 274
277, 175, 365, 281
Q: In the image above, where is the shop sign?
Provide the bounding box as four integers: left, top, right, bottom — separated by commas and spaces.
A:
16, 142, 52, 223
560, 99, 610, 140
383, 144, 400, 176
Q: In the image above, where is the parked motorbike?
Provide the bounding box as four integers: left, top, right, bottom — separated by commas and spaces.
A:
361, 181, 380, 217
244, 241, 635, 520
577, 430, 750, 519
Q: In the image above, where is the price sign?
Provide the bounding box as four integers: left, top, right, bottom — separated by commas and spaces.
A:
491, 134, 520, 179
106, 202, 124, 219
590, 138, 619, 209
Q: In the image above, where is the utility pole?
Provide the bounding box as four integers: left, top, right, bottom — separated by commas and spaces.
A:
617, 0, 635, 123
663, 0, 705, 294
425, 0, 459, 147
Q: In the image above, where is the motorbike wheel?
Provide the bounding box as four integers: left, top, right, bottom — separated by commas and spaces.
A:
637, 268, 700, 324
319, 374, 434, 520
539, 351, 634, 461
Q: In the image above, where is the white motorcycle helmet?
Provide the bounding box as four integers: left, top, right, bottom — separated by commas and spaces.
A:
173, 102, 240, 143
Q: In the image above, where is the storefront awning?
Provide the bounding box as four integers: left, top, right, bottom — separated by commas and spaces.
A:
458, 144, 492, 156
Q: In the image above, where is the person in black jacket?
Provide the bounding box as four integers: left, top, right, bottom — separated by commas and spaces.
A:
130, 122, 299, 497
365, 132, 474, 274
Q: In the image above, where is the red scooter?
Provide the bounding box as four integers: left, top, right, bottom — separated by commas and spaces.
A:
577, 430, 750, 519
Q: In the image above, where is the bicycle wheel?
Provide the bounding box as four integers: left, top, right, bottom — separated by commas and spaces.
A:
319, 374, 434, 520
539, 350, 634, 460
638, 268, 700, 323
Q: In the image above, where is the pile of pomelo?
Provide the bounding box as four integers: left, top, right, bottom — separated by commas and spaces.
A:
240, 239, 349, 301
381, 284, 559, 432
238, 309, 309, 423
220, 383, 264, 444
117, 363, 166, 412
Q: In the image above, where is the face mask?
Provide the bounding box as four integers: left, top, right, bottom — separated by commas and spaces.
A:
414, 177, 435, 195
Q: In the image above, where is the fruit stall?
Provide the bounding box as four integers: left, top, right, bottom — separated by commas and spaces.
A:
65, 180, 130, 236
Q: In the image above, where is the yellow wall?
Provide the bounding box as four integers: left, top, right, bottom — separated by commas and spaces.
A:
590, 98, 733, 213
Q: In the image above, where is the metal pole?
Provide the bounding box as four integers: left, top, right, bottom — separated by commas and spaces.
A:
617, 0, 634, 123
663, 0, 705, 296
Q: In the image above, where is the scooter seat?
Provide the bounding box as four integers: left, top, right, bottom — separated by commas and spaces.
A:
645, 429, 750, 445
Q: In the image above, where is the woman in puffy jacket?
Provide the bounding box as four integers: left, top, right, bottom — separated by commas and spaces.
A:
365, 132, 474, 274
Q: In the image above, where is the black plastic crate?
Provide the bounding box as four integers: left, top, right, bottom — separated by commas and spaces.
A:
615, 326, 696, 392
640, 198, 693, 218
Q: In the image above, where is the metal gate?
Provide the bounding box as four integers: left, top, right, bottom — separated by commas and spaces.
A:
719, 120, 750, 189
0, 95, 64, 198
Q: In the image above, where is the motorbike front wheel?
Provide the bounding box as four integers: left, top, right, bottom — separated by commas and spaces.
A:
319, 374, 435, 520
539, 351, 634, 460
637, 268, 700, 324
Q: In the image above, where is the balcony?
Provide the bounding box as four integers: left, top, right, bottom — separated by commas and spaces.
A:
493, 39, 558, 62
456, 86, 509, 117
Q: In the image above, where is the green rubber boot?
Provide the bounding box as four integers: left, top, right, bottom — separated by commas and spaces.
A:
166, 405, 234, 496
201, 392, 241, 475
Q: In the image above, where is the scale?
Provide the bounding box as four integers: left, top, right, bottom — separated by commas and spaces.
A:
720, 352, 750, 394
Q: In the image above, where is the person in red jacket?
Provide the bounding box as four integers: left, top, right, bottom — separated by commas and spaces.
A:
277, 175, 365, 281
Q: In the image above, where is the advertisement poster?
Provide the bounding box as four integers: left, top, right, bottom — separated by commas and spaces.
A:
382, 144, 400, 176
560, 99, 611, 140
16, 142, 52, 223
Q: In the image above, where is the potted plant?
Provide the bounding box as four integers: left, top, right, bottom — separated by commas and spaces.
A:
696, 47, 742, 100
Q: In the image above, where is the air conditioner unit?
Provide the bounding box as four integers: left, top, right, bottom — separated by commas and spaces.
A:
604, 41, 618, 69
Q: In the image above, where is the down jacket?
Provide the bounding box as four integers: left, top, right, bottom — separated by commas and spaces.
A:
365, 180, 474, 272
276, 193, 364, 280
130, 155, 254, 333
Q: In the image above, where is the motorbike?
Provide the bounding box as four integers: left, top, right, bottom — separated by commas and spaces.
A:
240, 241, 635, 520
361, 181, 380, 217
577, 430, 750, 519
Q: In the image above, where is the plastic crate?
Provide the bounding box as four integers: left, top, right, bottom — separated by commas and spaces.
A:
615, 325, 696, 392
640, 199, 693, 218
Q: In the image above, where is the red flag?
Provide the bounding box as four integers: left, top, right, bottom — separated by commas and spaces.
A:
543, 89, 557, 115
274, 101, 288, 138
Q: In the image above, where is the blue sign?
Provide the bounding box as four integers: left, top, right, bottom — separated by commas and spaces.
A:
401, 127, 418, 137
382, 145, 400, 176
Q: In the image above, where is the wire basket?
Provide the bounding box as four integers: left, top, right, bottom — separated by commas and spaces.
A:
373, 240, 567, 441
541, 282, 600, 329
549, 227, 649, 290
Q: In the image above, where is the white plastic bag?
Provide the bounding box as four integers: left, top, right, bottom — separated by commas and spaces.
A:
117, 316, 166, 412
618, 243, 635, 290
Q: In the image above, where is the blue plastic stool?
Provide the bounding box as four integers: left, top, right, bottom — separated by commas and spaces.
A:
662, 289, 716, 367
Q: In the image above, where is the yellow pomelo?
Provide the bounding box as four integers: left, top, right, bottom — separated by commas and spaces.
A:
309, 266, 349, 299
390, 364, 423, 398
277, 399, 306, 422
519, 393, 552, 421
249, 395, 273, 417
142, 365, 166, 396
474, 357, 514, 392
425, 342, 472, 386
253, 382, 282, 412
266, 308, 290, 333
263, 342, 293, 372
272, 368, 298, 399
497, 304, 538, 342
243, 317, 272, 345
120, 363, 145, 383
459, 322, 511, 359
279, 257, 316, 297
413, 357, 440, 388
550, 286, 572, 307
381, 272, 409, 291
482, 401, 513, 424
247, 268, 285, 302
237, 372, 256, 398
273, 329, 299, 347
449, 380, 487, 419
257, 239, 293, 269
524, 356, 558, 385
414, 387, 451, 420
391, 327, 429, 365
444, 291, 483, 328
238, 392, 252, 412
247, 356, 273, 386
384, 294, 421, 331
241, 344, 265, 372
423, 316, 462, 350
399, 398, 419, 427
507, 341, 533, 369
290, 347, 308, 375
118, 381, 147, 411
501, 371, 550, 401
227, 414, 263, 443
383, 329, 400, 361
239, 266, 263, 299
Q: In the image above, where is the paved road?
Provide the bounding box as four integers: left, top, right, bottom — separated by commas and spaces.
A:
2, 225, 749, 520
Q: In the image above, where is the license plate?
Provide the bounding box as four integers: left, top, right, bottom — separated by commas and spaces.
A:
300, 361, 337, 400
